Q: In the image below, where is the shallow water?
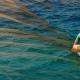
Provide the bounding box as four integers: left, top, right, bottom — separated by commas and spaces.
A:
0, 0, 80, 80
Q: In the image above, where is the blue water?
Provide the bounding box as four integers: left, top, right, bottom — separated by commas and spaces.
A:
0, 0, 80, 80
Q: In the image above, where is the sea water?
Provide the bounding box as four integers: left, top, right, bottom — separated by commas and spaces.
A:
0, 0, 80, 80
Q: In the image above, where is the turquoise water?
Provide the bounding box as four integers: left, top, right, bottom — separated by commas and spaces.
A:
0, 0, 80, 80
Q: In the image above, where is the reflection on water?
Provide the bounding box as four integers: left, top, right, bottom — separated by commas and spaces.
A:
0, 0, 80, 80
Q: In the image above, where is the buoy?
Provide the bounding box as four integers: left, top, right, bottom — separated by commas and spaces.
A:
71, 33, 80, 56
